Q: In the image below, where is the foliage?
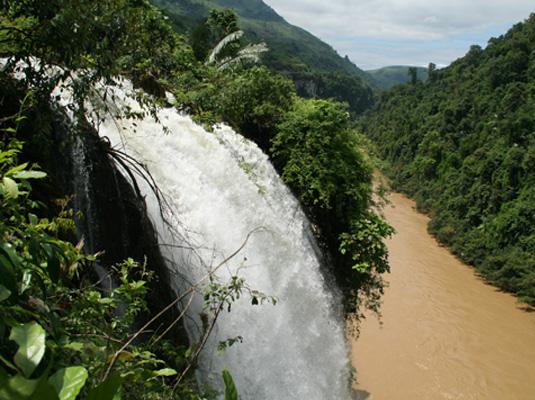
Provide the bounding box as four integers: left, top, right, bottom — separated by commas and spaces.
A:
211, 66, 294, 148
191, 8, 241, 62
272, 99, 393, 314
361, 14, 535, 305
202, 13, 268, 72
0, 0, 199, 103
222, 369, 238, 400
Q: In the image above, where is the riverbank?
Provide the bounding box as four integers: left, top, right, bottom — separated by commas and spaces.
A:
350, 192, 535, 399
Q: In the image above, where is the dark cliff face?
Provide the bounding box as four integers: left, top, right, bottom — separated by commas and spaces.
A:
24, 105, 186, 342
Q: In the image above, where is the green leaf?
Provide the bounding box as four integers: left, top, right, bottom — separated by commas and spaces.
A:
0, 366, 7, 383
29, 238, 42, 264
222, 369, 239, 400
0, 374, 39, 400
9, 322, 46, 378
0, 253, 18, 293
33, 378, 60, 400
28, 214, 39, 225
0, 284, 11, 301
20, 270, 33, 294
49, 366, 88, 400
0, 353, 18, 371
62, 342, 84, 352
98, 297, 114, 305
6, 163, 28, 176
152, 368, 177, 377
2, 177, 19, 199
0, 242, 21, 293
352, 262, 370, 273
87, 373, 123, 400
12, 170, 47, 180
0, 242, 21, 269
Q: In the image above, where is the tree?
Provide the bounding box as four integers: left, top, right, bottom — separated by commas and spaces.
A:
191, 9, 240, 61
215, 66, 294, 150
408, 66, 418, 84
428, 62, 437, 81
0, 0, 197, 102
205, 30, 268, 71
272, 99, 393, 314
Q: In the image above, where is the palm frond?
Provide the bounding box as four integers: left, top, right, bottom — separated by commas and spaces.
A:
238, 42, 268, 57
206, 30, 244, 65
217, 42, 269, 71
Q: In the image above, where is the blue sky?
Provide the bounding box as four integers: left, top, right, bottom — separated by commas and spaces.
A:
262, 0, 534, 69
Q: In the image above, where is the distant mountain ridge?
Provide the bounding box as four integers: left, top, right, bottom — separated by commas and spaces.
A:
367, 65, 428, 89
152, 0, 376, 113
154, 0, 367, 76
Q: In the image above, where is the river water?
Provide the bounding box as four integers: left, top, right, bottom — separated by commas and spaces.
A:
350, 192, 535, 400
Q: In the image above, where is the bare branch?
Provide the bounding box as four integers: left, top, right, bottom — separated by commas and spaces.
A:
102, 228, 260, 381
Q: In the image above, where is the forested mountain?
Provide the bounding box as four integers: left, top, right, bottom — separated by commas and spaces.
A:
361, 14, 535, 305
367, 65, 428, 89
152, 0, 375, 113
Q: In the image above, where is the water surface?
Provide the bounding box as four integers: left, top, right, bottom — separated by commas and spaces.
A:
351, 192, 535, 399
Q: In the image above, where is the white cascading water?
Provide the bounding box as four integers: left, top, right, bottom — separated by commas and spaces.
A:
88, 81, 353, 399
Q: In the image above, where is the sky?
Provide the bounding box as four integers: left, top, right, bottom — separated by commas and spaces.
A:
262, 0, 535, 70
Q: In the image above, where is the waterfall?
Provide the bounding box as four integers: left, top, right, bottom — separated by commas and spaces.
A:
90, 81, 352, 399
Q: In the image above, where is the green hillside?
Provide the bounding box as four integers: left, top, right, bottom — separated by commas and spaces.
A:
152, 0, 375, 113
367, 65, 428, 89
361, 14, 535, 305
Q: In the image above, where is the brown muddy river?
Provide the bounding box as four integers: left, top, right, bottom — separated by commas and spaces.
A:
350, 192, 535, 400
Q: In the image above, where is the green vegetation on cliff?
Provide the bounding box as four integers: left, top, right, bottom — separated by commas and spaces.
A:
361, 14, 535, 305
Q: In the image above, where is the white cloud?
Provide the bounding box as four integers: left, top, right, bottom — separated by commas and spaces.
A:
263, 0, 535, 68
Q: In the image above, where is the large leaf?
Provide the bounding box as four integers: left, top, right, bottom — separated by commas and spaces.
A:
9, 322, 46, 378
87, 373, 123, 400
5, 163, 29, 176
0, 242, 20, 293
49, 366, 88, 400
32, 378, 60, 400
12, 170, 47, 180
0, 374, 38, 400
0, 252, 18, 293
0, 241, 21, 269
222, 369, 239, 400
0, 284, 11, 301
2, 177, 19, 199
206, 30, 244, 65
